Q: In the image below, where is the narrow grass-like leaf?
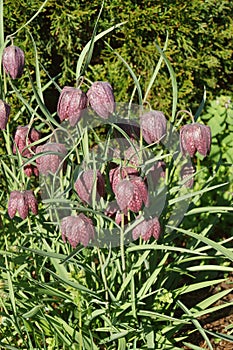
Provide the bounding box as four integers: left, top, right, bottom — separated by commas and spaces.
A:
105, 41, 143, 105
137, 253, 169, 299
191, 301, 233, 319
27, 30, 44, 102
177, 278, 227, 295
194, 86, 206, 121
167, 225, 233, 262
204, 329, 233, 343
22, 304, 44, 319
80, 0, 105, 76
169, 182, 229, 205
137, 311, 190, 324
43, 267, 99, 298
187, 265, 233, 272
8, 0, 49, 37
191, 288, 233, 313
177, 300, 213, 350
144, 32, 169, 103
76, 21, 127, 79
155, 43, 177, 122
186, 206, 233, 215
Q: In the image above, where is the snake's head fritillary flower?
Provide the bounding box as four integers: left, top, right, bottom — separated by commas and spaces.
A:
115, 176, 148, 214
0, 100, 10, 130
132, 216, 161, 241
2, 45, 25, 79
8, 190, 37, 220
74, 169, 105, 205
146, 161, 166, 189
87, 81, 115, 119
140, 110, 167, 145
13, 125, 40, 158
57, 86, 87, 126
181, 163, 195, 188
61, 214, 95, 247
36, 143, 67, 175
180, 123, 211, 157
109, 166, 139, 194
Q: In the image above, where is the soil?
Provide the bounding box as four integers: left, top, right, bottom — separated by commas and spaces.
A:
179, 274, 233, 349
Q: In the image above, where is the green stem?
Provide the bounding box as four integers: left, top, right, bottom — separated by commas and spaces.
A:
120, 213, 126, 280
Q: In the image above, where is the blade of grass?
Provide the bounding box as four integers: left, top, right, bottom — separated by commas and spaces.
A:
166, 225, 233, 262
76, 21, 127, 79
105, 41, 143, 105
155, 43, 177, 123
143, 31, 169, 103
177, 300, 213, 350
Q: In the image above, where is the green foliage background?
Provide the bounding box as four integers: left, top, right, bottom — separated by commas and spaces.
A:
3, 0, 233, 114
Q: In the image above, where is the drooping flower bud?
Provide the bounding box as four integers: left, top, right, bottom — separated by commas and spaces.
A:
74, 169, 105, 205
57, 86, 87, 126
36, 142, 67, 175
61, 214, 95, 247
146, 161, 166, 189
181, 163, 195, 188
115, 176, 148, 214
8, 190, 38, 220
0, 100, 10, 130
13, 125, 40, 157
132, 216, 161, 241
180, 123, 211, 157
140, 110, 167, 144
2, 45, 25, 79
87, 81, 115, 119
109, 166, 139, 194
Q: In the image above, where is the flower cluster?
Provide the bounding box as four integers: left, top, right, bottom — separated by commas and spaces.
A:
3, 44, 212, 248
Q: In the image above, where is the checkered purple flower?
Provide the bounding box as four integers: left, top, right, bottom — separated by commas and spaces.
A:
87, 81, 115, 119
61, 214, 95, 247
74, 169, 105, 205
0, 100, 10, 130
140, 110, 167, 144
8, 190, 38, 220
132, 216, 161, 241
57, 86, 87, 126
180, 123, 211, 157
36, 142, 67, 175
2, 45, 25, 79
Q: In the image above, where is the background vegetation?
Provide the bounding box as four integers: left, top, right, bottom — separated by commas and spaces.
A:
0, 0, 232, 349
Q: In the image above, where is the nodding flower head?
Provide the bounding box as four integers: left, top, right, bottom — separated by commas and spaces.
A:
180, 123, 211, 157
109, 166, 139, 194
8, 190, 38, 220
13, 125, 40, 158
140, 110, 167, 145
74, 169, 105, 205
61, 214, 95, 247
0, 100, 10, 130
115, 176, 148, 214
132, 216, 161, 241
57, 86, 87, 126
36, 142, 67, 175
2, 45, 25, 79
87, 81, 115, 119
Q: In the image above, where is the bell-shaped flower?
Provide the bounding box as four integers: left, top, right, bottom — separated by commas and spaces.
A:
140, 110, 167, 144
8, 190, 38, 220
57, 86, 87, 126
115, 176, 148, 214
109, 166, 139, 194
180, 123, 211, 157
0, 100, 10, 130
87, 81, 115, 119
36, 142, 67, 175
61, 214, 95, 247
2, 45, 25, 79
132, 216, 161, 241
74, 169, 105, 205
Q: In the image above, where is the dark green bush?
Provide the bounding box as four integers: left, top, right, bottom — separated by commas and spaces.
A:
3, 0, 233, 114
